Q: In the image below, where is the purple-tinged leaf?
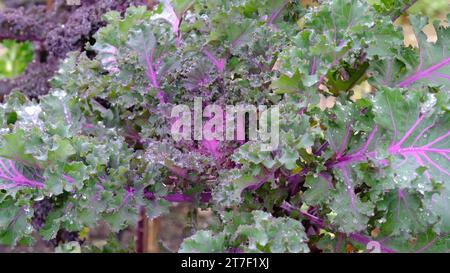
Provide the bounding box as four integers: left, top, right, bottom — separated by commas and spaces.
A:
397, 16, 450, 88
374, 88, 450, 187
371, 15, 450, 89
203, 49, 226, 73
127, 23, 179, 104
94, 44, 120, 74
277, 0, 375, 88
0, 158, 44, 190
267, 0, 289, 25
151, 0, 182, 47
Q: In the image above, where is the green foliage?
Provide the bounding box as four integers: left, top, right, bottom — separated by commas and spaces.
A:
368, 0, 450, 18
0, 40, 33, 79
0, 0, 448, 253
180, 211, 309, 253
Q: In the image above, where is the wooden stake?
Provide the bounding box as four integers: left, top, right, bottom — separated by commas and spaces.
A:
46, 0, 53, 11
144, 218, 160, 253
136, 206, 147, 253
136, 206, 161, 253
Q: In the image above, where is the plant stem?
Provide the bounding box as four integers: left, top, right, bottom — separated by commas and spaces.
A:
280, 201, 396, 253
391, 0, 418, 22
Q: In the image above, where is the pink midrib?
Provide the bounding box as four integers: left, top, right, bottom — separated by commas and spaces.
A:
398, 57, 450, 87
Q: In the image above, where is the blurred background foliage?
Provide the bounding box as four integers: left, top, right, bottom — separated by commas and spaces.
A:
407, 0, 450, 17
0, 40, 33, 79
0, 0, 448, 81
367, 0, 449, 18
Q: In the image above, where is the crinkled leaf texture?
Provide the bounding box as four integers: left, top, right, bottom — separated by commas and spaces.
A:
180, 211, 309, 253
314, 87, 449, 250
370, 15, 450, 89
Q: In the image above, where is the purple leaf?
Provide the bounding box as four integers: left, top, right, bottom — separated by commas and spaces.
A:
201, 139, 221, 159
374, 16, 450, 89
127, 25, 172, 104
399, 57, 450, 88
0, 158, 44, 189
388, 113, 450, 180
373, 89, 450, 184
151, 0, 182, 47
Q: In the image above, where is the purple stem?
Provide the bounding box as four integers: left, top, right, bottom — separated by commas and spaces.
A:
267, 0, 289, 25
164, 192, 211, 203
122, 186, 135, 206
143, 47, 166, 104
391, 0, 418, 22
280, 201, 324, 227
309, 57, 317, 75
203, 49, 225, 73
348, 233, 396, 253
319, 172, 334, 188
145, 48, 159, 89
63, 174, 74, 184
280, 201, 396, 253
331, 126, 379, 168
287, 167, 310, 196
0, 159, 44, 189
387, 112, 450, 178
415, 233, 450, 253
243, 171, 275, 191
398, 57, 450, 88
337, 124, 352, 157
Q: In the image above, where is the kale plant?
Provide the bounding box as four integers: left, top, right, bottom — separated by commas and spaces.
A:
0, 0, 448, 253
